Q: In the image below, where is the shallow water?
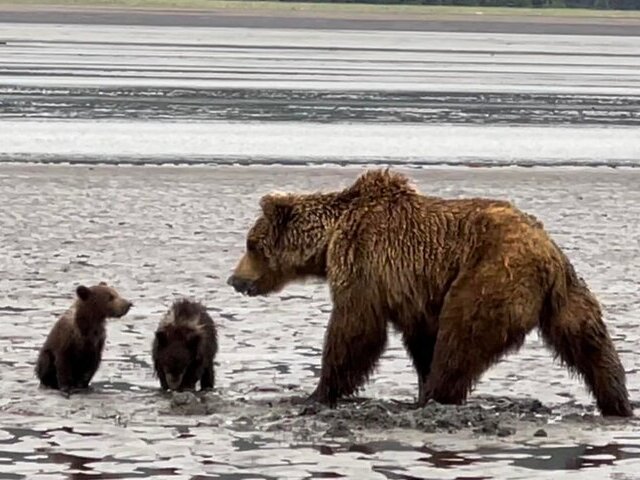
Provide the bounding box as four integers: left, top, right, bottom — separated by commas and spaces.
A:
1, 120, 640, 167
2, 23, 640, 95
1, 21, 640, 168
1, 164, 639, 479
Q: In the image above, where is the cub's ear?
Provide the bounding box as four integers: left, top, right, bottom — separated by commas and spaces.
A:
259, 193, 293, 226
155, 330, 168, 348
76, 285, 91, 301
98, 281, 108, 286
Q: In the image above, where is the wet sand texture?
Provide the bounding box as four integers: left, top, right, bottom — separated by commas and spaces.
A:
1, 165, 639, 478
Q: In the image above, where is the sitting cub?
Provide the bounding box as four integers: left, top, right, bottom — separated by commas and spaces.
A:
35, 282, 132, 396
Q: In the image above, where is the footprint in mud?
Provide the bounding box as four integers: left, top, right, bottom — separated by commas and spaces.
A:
165, 390, 226, 416
120, 379, 637, 442
259, 393, 635, 439
303, 397, 536, 437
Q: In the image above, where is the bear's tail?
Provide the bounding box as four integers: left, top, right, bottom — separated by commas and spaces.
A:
539, 252, 633, 417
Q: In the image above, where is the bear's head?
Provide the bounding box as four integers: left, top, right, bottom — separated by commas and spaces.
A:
154, 325, 203, 391
75, 282, 133, 320
227, 191, 336, 296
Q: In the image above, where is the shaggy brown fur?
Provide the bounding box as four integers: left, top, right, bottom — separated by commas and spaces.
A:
35, 282, 132, 396
152, 298, 218, 392
227, 168, 633, 418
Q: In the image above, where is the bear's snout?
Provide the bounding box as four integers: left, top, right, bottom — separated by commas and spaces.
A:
227, 275, 258, 296
114, 300, 133, 317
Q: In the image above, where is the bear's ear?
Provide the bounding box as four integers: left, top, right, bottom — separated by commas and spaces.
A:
76, 285, 91, 301
98, 281, 108, 286
260, 193, 293, 226
155, 330, 168, 348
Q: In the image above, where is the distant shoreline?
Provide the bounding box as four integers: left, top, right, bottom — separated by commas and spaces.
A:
2, 0, 640, 19
1, 1, 640, 35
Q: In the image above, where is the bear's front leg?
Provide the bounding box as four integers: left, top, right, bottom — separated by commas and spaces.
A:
55, 354, 74, 398
156, 369, 170, 391
200, 361, 215, 392
76, 368, 95, 390
179, 365, 201, 392
307, 301, 388, 407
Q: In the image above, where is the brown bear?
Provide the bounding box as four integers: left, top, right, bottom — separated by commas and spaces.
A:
227, 168, 633, 418
35, 282, 132, 396
152, 298, 218, 392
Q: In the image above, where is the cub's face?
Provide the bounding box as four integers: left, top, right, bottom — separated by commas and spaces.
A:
227, 193, 328, 297
154, 327, 200, 391
76, 282, 133, 318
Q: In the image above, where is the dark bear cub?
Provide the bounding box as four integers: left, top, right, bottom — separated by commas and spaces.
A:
35, 282, 133, 396
152, 298, 218, 392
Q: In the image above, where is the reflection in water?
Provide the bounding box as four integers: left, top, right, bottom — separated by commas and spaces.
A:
306, 440, 640, 478
6, 417, 640, 480
48, 451, 95, 471
416, 445, 478, 469
66, 469, 180, 480
505, 443, 635, 471
305, 472, 346, 479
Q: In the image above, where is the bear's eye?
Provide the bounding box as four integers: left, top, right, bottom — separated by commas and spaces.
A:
246, 238, 259, 254
108, 293, 115, 301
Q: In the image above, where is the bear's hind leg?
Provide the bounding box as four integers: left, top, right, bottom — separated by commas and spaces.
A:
421, 269, 540, 406
423, 325, 525, 406
309, 301, 387, 407
401, 323, 436, 405
36, 349, 58, 389
539, 282, 632, 417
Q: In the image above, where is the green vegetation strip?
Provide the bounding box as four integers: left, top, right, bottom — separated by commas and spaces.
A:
1, 0, 639, 18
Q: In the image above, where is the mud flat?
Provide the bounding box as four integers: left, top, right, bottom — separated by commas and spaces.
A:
1, 164, 639, 478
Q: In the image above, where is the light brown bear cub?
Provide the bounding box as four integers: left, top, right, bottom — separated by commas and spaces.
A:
152, 298, 218, 392
35, 282, 132, 396
228, 168, 632, 418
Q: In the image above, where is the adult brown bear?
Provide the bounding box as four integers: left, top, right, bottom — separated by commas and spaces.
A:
227, 169, 632, 417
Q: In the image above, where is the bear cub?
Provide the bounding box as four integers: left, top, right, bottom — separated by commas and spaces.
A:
152, 298, 218, 392
35, 282, 132, 396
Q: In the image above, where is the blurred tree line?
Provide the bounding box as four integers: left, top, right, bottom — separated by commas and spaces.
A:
276, 0, 640, 10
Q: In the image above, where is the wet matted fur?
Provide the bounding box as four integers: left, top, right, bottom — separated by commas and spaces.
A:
228, 168, 633, 418
35, 282, 132, 396
152, 298, 218, 392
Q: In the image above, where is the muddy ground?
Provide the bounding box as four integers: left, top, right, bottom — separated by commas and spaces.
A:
1, 164, 639, 479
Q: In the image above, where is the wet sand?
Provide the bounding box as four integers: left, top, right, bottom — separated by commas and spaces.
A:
1, 164, 639, 478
